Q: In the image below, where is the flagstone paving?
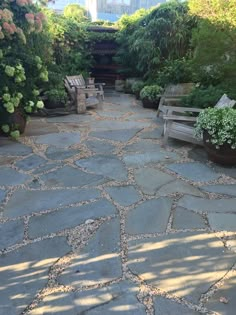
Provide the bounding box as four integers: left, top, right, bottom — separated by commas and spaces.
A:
0, 92, 236, 315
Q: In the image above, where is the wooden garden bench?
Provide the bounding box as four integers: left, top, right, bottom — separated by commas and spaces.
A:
162, 94, 236, 145
157, 83, 195, 117
64, 75, 105, 114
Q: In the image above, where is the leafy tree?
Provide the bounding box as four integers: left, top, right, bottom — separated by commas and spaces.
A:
63, 4, 89, 23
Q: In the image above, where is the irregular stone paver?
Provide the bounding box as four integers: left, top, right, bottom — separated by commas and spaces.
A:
201, 184, 236, 197
45, 147, 80, 160
28, 199, 116, 238
167, 162, 220, 182
105, 185, 141, 207
98, 111, 125, 118
157, 179, 204, 197
90, 120, 150, 131
29, 281, 146, 315
59, 218, 122, 287
139, 128, 163, 139
123, 151, 179, 167
154, 296, 200, 315
46, 114, 95, 123
15, 154, 46, 171
124, 140, 161, 153
134, 168, 175, 195
75, 155, 128, 181
4, 188, 100, 218
35, 132, 80, 147
24, 120, 59, 136
128, 232, 236, 303
32, 162, 62, 174
178, 195, 236, 213
89, 128, 140, 142
0, 237, 70, 315
0, 189, 6, 203
0, 220, 24, 250
0, 167, 31, 186
126, 198, 172, 234
40, 165, 107, 188
0, 139, 32, 156
173, 207, 206, 230
205, 273, 236, 315
208, 213, 236, 231
128, 111, 156, 120
85, 140, 115, 154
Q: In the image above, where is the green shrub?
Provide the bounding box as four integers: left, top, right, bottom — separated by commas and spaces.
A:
195, 107, 236, 149
44, 88, 68, 104
131, 81, 145, 94
180, 86, 225, 109
140, 85, 163, 102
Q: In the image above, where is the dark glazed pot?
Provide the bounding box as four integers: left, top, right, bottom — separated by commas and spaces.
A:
142, 98, 160, 109
203, 131, 236, 166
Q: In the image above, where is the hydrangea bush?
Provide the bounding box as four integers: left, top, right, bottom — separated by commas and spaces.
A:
0, 0, 47, 138
195, 107, 236, 149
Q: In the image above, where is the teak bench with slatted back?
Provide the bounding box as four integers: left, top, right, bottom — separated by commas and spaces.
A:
64, 75, 105, 114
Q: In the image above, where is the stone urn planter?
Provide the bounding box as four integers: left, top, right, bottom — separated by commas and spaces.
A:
203, 132, 236, 166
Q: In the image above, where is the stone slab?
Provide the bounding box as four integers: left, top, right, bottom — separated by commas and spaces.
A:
173, 207, 206, 230
123, 151, 179, 168
29, 281, 146, 315
98, 111, 125, 118
156, 180, 204, 197
15, 154, 46, 171
205, 274, 236, 315
208, 213, 236, 231
40, 165, 107, 188
75, 155, 128, 181
46, 114, 95, 123
178, 195, 236, 213
128, 111, 156, 120
0, 237, 70, 315
59, 218, 122, 287
0, 139, 32, 156
85, 140, 116, 154
128, 232, 236, 303
29, 199, 116, 238
126, 198, 172, 234
35, 132, 81, 147
89, 128, 140, 142
0, 167, 31, 186
24, 120, 59, 136
167, 162, 220, 182
45, 147, 80, 160
134, 168, 175, 195
139, 128, 163, 139
154, 296, 200, 315
124, 141, 161, 153
0, 189, 6, 203
32, 162, 62, 174
90, 120, 151, 131
0, 220, 24, 250
201, 184, 236, 197
105, 185, 141, 207
4, 188, 100, 218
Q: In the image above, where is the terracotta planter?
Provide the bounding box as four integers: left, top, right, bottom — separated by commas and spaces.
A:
203, 132, 236, 166
141, 98, 160, 109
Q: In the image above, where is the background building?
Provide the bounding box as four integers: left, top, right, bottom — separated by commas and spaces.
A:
48, 0, 167, 20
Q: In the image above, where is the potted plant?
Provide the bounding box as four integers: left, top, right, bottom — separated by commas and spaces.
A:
131, 81, 145, 99
140, 85, 163, 109
44, 88, 69, 109
195, 107, 236, 166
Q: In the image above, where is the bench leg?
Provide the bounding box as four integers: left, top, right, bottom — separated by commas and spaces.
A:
76, 88, 86, 114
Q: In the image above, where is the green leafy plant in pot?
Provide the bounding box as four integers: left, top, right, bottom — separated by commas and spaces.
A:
140, 85, 163, 109
195, 107, 236, 166
131, 81, 145, 99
